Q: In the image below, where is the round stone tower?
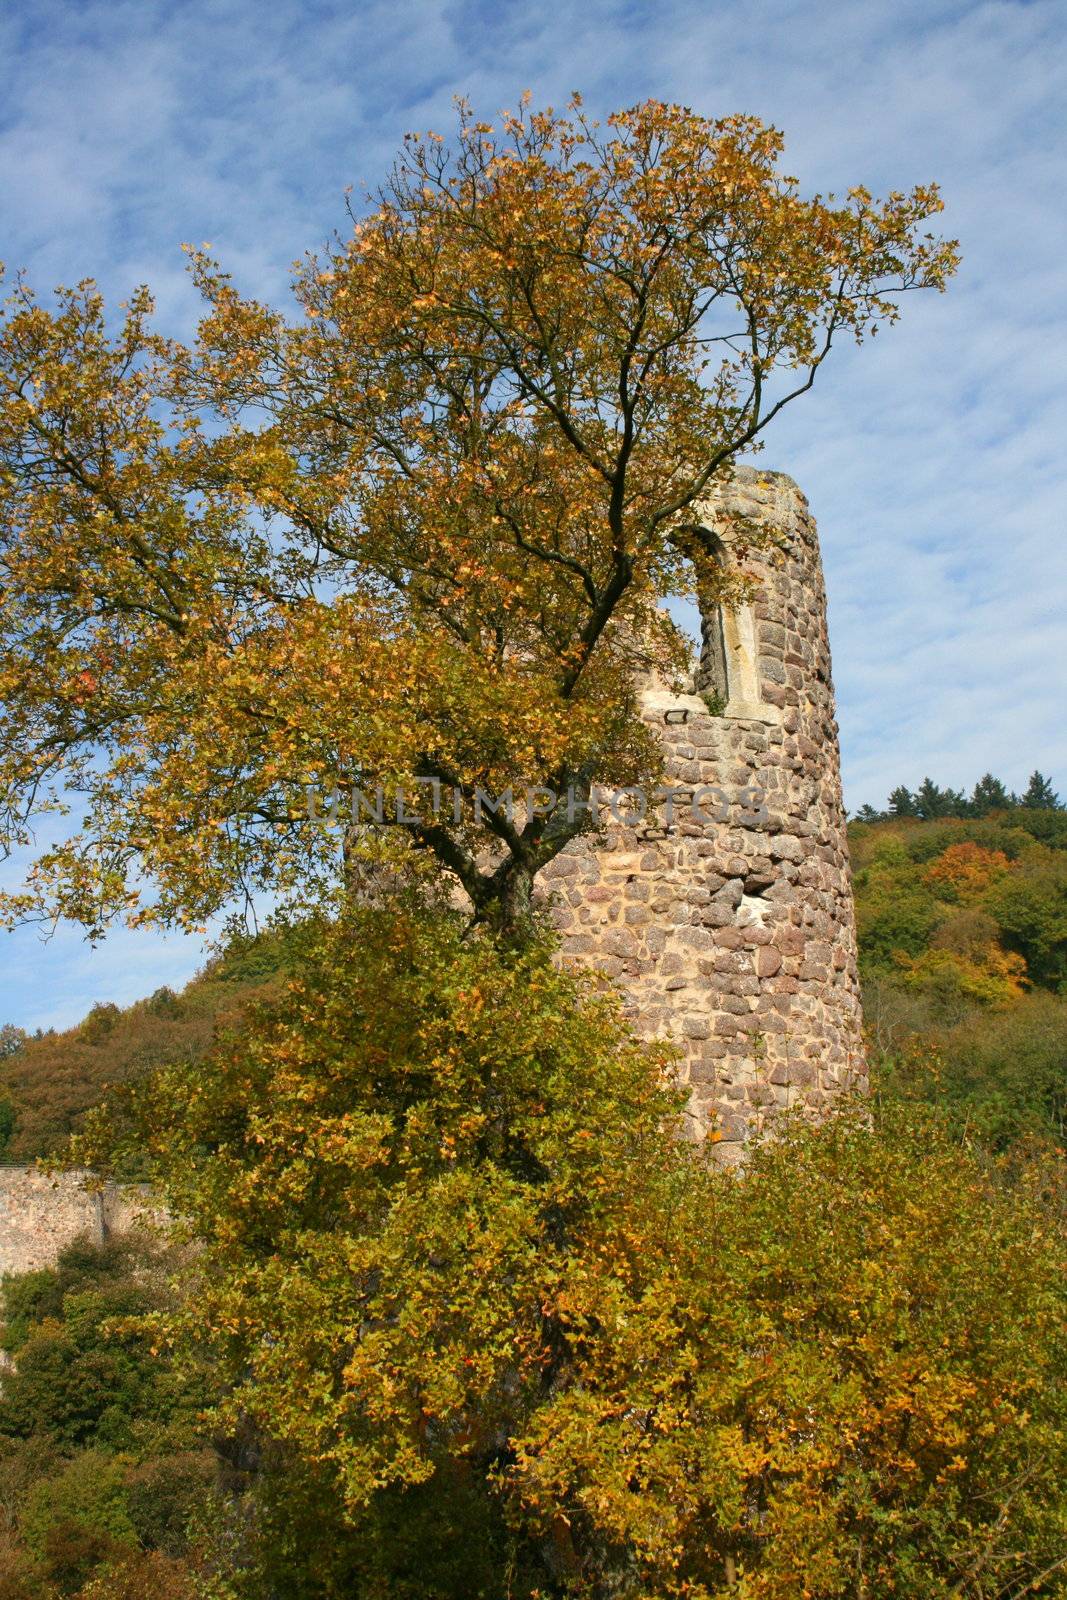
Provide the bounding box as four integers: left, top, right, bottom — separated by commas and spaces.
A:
536, 467, 866, 1159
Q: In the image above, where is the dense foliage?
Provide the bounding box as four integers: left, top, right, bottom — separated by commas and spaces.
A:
1, 807, 1063, 1595
57, 903, 1066, 1598
851, 805, 1067, 1147
0, 1237, 213, 1598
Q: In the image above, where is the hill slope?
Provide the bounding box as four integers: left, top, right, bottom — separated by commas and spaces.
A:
851, 806, 1066, 1146
0, 931, 292, 1165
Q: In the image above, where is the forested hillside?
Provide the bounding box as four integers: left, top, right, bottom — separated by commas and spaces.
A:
0, 1236, 213, 1598
0, 932, 293, 1167
851, 788, 1066, 1148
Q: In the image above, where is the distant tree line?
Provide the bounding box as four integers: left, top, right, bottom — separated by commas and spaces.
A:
853, 771, 1062, 824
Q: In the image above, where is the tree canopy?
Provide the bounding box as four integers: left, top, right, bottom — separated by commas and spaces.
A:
0, 96, 957, 936
856, 771, 1063, 825
74, 902, 1067, 1599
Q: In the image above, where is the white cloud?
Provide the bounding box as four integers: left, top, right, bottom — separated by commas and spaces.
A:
0, 0, 1064, 1023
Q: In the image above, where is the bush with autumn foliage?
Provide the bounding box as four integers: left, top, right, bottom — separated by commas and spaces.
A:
61, 901, 1066, 1599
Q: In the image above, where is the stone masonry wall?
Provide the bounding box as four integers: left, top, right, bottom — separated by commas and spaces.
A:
536, 468, 866, 1159
0, 1166, 159, 1277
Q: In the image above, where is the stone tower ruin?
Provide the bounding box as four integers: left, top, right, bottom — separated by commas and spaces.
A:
536, 467, 866, 1160
0, 469, 865, 1278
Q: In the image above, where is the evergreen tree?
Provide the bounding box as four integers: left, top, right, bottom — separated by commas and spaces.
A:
914, 778, 964, 820
888, 785, 918, 818
1019, 771, 1062, 811
970, 773, 1012, 816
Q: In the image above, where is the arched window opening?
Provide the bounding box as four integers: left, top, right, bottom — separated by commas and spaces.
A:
688, 528, 730, 702
684, 524, 766, 718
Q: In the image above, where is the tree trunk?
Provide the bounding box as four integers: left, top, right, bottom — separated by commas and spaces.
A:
489, 861, 536, 943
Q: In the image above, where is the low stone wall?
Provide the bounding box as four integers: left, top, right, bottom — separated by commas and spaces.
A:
0, 1165, 161, 1277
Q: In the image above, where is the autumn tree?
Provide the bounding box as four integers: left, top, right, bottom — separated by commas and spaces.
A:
0, 97, 957, 937
77, 903, 1067, 1598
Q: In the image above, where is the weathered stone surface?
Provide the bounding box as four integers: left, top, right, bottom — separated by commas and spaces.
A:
0, 1168, 164, 1276
542, 469, 866, 1158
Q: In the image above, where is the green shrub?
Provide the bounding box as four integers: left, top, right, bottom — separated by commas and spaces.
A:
75, 1548, 200, 1599
20, 1451, 136, 1592
873, 989, 1067, 1150
0, 1237, 209, 1455
0, 1100, 15, 1160
121, 1450, 215, 1558
988, 851, 1067, 990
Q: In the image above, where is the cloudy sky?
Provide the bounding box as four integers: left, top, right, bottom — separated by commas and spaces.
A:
1, 0, 1064, 1028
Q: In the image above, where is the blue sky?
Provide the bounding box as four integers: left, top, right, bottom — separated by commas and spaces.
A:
1, 0, 1065, 1028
